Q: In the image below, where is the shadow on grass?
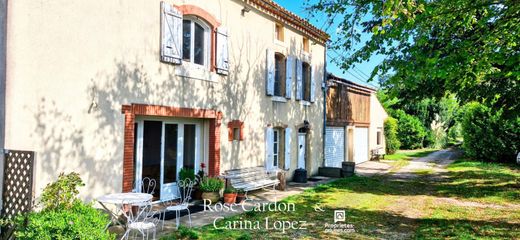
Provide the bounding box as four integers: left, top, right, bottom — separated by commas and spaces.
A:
328, 165, 519, 204
160, 205, 520, 240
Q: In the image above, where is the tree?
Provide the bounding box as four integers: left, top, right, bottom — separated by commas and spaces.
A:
308, 0, 519, 115
394, 110, 427, 149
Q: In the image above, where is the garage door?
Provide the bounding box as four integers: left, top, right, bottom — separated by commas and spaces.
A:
325, 127, 345, 167
354, 127, 369, 163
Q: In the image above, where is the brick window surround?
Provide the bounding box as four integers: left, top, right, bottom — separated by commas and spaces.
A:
121, 104, 222, 192
227, 120, 244, 141
176, 4, 221, 72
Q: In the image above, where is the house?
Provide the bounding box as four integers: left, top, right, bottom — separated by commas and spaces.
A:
322, 73, 388, 170
0, 0, 328, 202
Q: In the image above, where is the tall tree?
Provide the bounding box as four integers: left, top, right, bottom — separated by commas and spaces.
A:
309, 0, 519, 114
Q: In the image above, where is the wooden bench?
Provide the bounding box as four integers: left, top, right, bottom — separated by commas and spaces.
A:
224, 167, 280, 198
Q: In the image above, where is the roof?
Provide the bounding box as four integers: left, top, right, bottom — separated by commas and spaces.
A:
246, 0, 330, 45
327, 73, 377, 93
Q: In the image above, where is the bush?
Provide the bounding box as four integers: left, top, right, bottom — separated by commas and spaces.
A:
461, 103, 520, 162
199, 177, 224, 192
394, 110, 427, 149
384, 117, 400, 154
14, 172, 114, 239
15, 201, 115, 240
179, 168, 196, 181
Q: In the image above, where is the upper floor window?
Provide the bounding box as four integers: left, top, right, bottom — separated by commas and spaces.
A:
274, 53, 286, 97
275, 23, 284, 42
303, 37, 310, 52
182, 18, 210, 67
302, 62, 311, 101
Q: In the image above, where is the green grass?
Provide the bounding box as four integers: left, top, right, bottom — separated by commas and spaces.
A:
160, 158, 520, 239
384, 148, 438, 172
384, 148, 438, 161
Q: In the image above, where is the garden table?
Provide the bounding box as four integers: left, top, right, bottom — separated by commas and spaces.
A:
97, 193, 153, 229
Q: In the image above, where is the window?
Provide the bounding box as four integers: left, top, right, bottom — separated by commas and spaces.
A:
273, 130, 280, 167
377, 129, 382, 145
233, 128, 240, 141
303, 37, 310, 52
275, 23, 284, 42
182, 18, 210, 67
228, 120, 244, 141
274, 53, 286, 97
302, 62, 311, 101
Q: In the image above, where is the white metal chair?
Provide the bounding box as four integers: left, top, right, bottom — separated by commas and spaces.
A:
162, 178, 195, 229
133, 177, 157, 195
121, 200, 159, 240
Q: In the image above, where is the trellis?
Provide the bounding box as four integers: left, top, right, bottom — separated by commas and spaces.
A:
1, 150, 35, 219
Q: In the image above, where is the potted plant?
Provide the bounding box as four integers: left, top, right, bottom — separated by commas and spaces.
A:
179, 167, 195, 181
235, 188, 246, 204
178, 168, 195, 200
192, 163, 206, 200
223, 186, 237, 204
199, 177, 224, 203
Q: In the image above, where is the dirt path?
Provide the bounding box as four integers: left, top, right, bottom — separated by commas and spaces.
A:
391, 148, 461, 179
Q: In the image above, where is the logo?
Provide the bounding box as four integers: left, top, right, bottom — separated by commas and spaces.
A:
334, 210, 345, 223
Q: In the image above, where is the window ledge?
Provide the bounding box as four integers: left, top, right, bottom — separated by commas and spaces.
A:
271, 96, 288, 103
274, 40, 287, 48
300, 100, 311, 106
175, 63, 219, 82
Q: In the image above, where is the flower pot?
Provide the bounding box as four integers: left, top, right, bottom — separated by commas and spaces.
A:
201, 191, 220, 203
192, 188, 203, 200
235, 194, 246, 204
223, 193, 237, 204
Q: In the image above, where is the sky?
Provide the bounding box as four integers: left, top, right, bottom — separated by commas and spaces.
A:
275, 0, 384, 88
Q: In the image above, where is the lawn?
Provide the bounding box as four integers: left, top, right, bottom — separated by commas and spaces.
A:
161, 158, 520, 239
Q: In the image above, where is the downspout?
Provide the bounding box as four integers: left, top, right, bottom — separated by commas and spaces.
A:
321, 43, 327, 167
0, 0, 7, 213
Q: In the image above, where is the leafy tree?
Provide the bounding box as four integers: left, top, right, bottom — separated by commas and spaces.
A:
394, 110, 427, 149
308, 0, 519, 115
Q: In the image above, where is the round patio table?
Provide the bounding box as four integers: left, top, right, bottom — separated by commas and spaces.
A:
97, 193, 153, 229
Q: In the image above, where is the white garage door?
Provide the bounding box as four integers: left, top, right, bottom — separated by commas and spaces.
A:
354, 127, 369, 163
325, 127, 345, 167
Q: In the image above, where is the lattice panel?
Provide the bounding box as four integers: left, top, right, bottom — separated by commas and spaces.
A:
1, 150, 34, 219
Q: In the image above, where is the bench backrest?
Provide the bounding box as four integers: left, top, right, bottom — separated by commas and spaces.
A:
225, 167, 272, 188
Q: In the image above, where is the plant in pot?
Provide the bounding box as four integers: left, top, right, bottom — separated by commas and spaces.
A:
192, 163, 206, 200
223, 186, 237, 204
235, 188, 246, 204
179, 168, 195, 199
199, 177, 224, 203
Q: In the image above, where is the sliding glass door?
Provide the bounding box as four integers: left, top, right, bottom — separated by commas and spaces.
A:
134, 119, 202, 201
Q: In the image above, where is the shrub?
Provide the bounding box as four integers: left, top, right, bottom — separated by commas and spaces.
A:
394, 110, 427, 149
14, 201, 115, 240
461, 103, 520, 162
384, 117, 400, 154
179, 168, 196, 181
14, 172, 114, 239
40, 172, 84, 211
199, 177, 224, 192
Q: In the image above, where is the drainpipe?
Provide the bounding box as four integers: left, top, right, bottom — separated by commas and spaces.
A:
322, 43, 327, 167
0, 0, 7, 212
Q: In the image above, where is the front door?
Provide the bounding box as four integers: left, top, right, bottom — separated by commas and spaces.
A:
297, 133, 306, 169
136, 120, 201, 202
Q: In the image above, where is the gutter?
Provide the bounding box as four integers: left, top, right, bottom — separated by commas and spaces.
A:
0, 0, 7, 212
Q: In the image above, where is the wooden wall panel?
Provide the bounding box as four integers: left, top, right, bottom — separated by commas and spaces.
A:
327, 84, 370, 125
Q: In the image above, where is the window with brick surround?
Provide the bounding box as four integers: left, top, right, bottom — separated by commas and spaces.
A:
228, 120, 244, 141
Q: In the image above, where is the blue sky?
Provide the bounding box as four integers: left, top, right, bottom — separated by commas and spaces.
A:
276, 0, 384, 88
